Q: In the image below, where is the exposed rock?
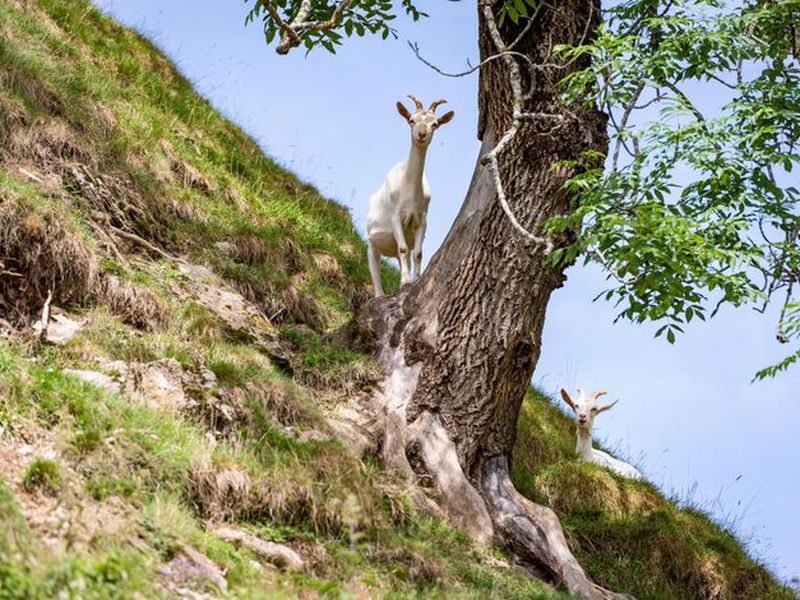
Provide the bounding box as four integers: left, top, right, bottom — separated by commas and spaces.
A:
64, 369, 121, 396
175, 262, 288, 367
157, 542, 227, 595
127, 358, 187, 412
32, 307, 84, 345
60, 357, 240, 434
280, 426, 331, 444
327, 398, 381, 458
211, 525, 304, 572
177, 263, 275, 341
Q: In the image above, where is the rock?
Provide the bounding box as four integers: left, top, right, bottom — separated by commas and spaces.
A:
33, 308, 84, 345
280, 425, 331, 443
328, 401, 379, 457
211, 526, 304, 572
103, 360, 129, 377
63, 357, 237, 429
129, 359, 187, 412
157, 542, 227, 593
64, 369, 121, 396
175, 263, 288, 365
177, 263, 276, 340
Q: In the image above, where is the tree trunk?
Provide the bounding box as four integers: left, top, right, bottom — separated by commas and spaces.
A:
339, 2, 629, 598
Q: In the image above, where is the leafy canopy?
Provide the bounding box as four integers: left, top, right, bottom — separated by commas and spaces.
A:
243, 0, 425, 53
553, 0, 800, 377
244, 0, 800, 377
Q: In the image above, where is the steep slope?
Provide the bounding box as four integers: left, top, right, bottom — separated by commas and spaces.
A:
0, 1, 791, 599
512, 392, 792, 599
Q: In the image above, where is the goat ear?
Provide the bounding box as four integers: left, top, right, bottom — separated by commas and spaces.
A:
560, 389, 575, 409
596, 399, 619, 414
396, 102, 412, 122
437, 110, 455, 126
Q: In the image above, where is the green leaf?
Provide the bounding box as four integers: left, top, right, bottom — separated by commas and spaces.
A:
507, 5, 519, 24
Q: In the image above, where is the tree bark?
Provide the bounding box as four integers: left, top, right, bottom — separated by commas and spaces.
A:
339, 2, 628, 598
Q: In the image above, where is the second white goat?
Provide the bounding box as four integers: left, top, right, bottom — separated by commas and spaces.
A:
560, 388, 643, 480
366, 95, 454, 297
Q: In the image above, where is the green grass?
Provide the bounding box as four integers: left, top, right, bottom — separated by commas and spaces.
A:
22, 459, 62, 496
512, 390, 794, 599
0, 0, 791, 598
0, 335, 561, 597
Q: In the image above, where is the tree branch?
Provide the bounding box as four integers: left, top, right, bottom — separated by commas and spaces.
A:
267, 0, 355, 54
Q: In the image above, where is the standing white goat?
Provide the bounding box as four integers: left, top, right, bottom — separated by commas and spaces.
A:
366, 95, 454, 297
559, 388, 643, 480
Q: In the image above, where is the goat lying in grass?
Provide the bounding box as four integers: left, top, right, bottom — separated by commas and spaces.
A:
366, 95, 454, 297
560, 388, 643, 480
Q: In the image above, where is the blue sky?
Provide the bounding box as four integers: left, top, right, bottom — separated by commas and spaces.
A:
93, 0, 799, 581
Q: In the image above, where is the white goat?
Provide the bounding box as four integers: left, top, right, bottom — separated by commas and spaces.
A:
366, 95, 454, 297
560, 388, 643, 480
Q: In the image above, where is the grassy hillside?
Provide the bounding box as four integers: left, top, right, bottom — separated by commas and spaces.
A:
0, 1, 792, 598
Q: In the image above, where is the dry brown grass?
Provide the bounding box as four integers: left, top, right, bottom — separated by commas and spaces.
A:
91, 101, 118, 136
243, 378, 322, 427
6, 119, 88, 170
160, 140, 214, 194
366, 546, 448, 587
535, 463, 663, 518
0, 63, 66, 119
226, 234, 269, 267
188, 464, 332, 530
312, 253, 342, 283
189, 446, 379, 538
97, 274, 168, 330
0, 195, 98, 321
280, 284, 327, 332
0, 90, 30, 149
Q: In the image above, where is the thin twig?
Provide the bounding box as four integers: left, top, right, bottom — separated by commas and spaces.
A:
506, 0, 551, 51
612, 82, 644, 171
408, 41, 535, 79
590, 246, 636, 286
33, 288, 53, 341
109, 226, 176, 262
18, 168, 44, 183
480, 3, 556, 251
273, 0, 355, 54
776, 280, 794, 343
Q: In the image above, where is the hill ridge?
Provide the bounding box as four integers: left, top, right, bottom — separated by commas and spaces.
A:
0, 1, 792, 598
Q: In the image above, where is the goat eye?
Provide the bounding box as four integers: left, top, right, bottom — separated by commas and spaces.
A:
591, 408, 597, 413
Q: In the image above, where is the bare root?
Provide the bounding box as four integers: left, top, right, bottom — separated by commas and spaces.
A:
483, 456, 634, 600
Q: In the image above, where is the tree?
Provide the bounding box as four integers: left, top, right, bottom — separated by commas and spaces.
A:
242, 1, 800, 597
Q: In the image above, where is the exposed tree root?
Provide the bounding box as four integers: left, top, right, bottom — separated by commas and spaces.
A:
483, 457, 634, 600
407, 411, 494, 543
328, 348, 630, 598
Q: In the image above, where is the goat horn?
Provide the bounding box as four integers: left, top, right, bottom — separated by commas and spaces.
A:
592, 390, 607, 399
407, 94, 424, 111
596, 399, 619, 414
428, 98, 447, 113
